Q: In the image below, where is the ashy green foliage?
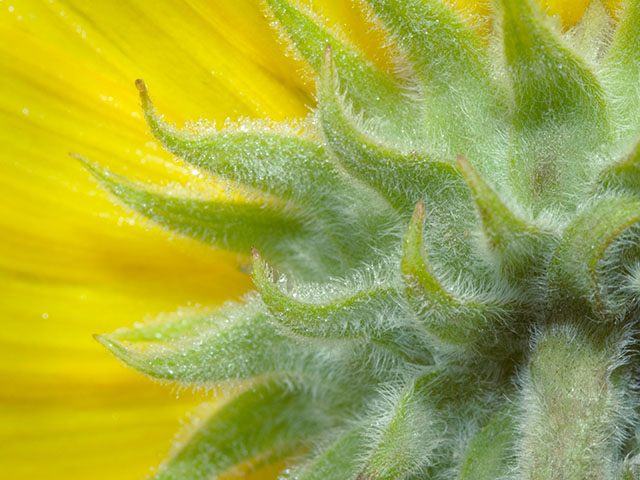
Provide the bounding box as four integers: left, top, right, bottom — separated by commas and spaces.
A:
86, 0, 640, 478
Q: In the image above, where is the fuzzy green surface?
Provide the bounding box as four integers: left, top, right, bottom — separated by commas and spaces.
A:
90, 0, 640, 478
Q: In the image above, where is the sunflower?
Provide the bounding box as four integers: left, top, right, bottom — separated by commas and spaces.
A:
0, 1, 626, 479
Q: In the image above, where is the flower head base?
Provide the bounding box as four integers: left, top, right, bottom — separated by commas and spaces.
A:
91, 0, 640, 478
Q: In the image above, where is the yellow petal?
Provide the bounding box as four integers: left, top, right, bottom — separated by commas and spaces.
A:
536, 0, 590, 26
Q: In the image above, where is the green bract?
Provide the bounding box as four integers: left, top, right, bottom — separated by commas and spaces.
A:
89, 0, 640, 478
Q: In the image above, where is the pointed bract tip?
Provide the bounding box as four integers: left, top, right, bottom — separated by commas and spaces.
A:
250, 248, 264, 276
250, 248, 269, 286
455, 155, 477, 182
71, 154, 113, 183
135, 78, 147, 95
135, 79, 153, 112
413, 199, 426, 220
93, 333, 113, 349
70, 152, 93, 171
456, 154, 469, 168
321, 44, 335, 84
92, 334, 132, 364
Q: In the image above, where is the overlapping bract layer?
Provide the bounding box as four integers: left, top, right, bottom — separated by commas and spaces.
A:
91, 0, 640, 478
